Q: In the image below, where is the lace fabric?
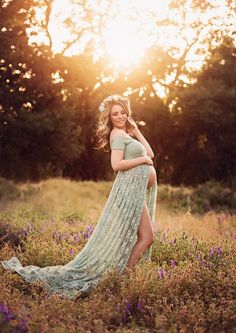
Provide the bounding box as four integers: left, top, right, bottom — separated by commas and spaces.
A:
1, 164, 157, 299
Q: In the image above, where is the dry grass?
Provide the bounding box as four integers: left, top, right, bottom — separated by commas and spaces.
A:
156, 204, 236, 241
0, 178, 235, 332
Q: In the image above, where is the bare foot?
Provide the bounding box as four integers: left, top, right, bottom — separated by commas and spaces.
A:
122, 266, 135, 275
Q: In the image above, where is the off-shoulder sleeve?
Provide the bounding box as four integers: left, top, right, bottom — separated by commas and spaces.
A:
110, 136, 126, 150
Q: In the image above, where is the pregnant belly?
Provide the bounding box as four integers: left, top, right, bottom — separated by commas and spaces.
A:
147, 166, 157, 189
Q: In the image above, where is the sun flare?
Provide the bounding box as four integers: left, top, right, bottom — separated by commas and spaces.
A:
101, 0, 172, 69
103, 16, 149, 68
29, 0, 233, 72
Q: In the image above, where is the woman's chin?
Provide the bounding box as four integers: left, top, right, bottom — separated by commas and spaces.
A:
114, 124, 126, 130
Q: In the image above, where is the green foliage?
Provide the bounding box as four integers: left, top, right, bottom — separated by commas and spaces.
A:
158, 180, 236, 213
171, 37, 236, 185
0, 1, 87, 180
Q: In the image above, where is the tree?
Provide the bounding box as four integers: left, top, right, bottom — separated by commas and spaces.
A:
170, 37, 236, 184
0, 0, 84, 180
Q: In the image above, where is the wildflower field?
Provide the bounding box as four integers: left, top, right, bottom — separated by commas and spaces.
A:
0, 178, 235, 333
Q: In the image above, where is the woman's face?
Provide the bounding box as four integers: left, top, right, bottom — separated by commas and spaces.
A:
110, 104, 128, 130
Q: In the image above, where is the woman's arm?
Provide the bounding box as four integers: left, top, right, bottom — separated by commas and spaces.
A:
128, 117, 154, 158
111, 150, 153, 172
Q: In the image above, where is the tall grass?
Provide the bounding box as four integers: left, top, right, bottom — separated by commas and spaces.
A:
0, 178, 235, 332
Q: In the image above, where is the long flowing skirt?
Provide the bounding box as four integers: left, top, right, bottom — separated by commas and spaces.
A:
1, 164, 157, 299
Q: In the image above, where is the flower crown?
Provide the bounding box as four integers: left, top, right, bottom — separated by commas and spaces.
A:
98, 95, 129, 113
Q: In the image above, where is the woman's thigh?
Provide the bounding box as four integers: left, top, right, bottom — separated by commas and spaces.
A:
137, 203, 154, 242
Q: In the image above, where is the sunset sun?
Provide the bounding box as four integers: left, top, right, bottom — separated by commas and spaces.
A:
31, 0, 172, 69
103, 16, 150, 68
101, 1, 171, 68
29, 0, 234, 74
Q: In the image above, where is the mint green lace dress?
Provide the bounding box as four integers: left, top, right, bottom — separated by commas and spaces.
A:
1, 135, 157, 299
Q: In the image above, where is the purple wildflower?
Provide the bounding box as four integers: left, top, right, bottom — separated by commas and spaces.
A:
157, 268, 165, 279
170, 259, 177, 267
53, 231, 62, 243
196, 253, 202, 261
16, 319, 28, 333
0, 303, 16, 322
216, 247, 223, 256
53, 231, 59, 239
28, 223, 34, 233
200, 259, 207, 266
82, 224, 95, 239
121, 299, 134, 323
73, 233, 80, 243
21, 228, 28, 239
162, 233, 167, 242
136, 299, 142, 311
125, 299, 133, 314
169, 238, 176, 245
209, 248, 215, 257
83, 232, 89, 239
87, 224, 95, 235
196, 252, 207, 266
69, 248, 74, 256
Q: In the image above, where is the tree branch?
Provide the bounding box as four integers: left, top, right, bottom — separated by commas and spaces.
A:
40, 0, 53, 50
172, 28, 203, 86
60, 27, 90, 55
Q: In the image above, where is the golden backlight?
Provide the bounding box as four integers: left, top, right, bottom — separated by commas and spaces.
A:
30, 0, 232, 71
102, 0, 171, 69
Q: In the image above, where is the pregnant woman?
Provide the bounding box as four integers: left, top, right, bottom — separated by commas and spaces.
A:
97, 95, 157, 270
1, 95, 157, 299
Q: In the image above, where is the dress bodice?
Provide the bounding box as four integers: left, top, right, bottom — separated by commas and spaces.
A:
110, 135, 147, 160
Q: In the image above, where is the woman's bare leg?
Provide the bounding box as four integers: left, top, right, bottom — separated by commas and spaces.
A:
125, 166, 157, 272
125, 203, 154, 270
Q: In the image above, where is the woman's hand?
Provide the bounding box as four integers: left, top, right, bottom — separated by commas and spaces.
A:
127, 116, 139, 135
142, 155, 153, 166
128, 118, 155, 158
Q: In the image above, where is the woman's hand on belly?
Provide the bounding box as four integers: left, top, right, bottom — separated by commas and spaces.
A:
142, 155, 153, 166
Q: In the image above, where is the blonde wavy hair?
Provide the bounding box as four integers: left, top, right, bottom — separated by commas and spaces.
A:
95, 95, 134, 152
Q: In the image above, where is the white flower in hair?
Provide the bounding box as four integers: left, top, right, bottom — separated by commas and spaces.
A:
98, 104, 105, 113
98, 95, 129, 113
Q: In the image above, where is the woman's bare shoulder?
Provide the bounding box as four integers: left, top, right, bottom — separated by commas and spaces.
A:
110, 129, 128, 141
